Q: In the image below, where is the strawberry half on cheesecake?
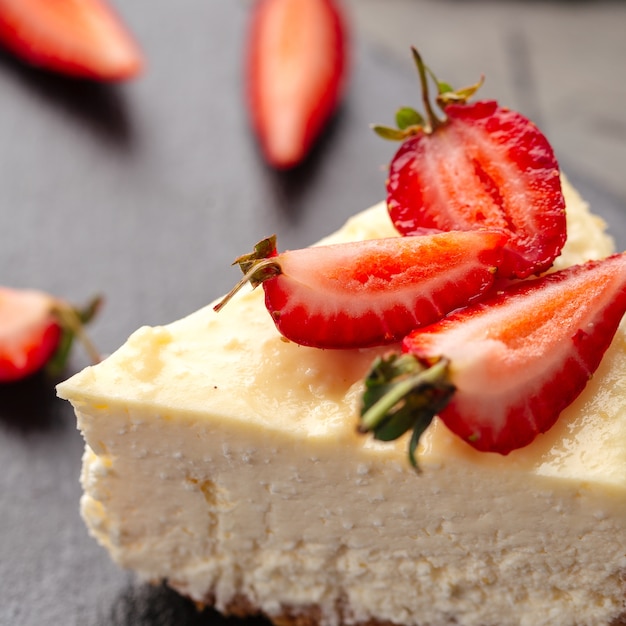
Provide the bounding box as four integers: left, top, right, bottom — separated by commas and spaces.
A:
58, 177, 626, 626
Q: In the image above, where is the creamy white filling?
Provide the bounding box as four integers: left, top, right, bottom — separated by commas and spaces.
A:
59, 176, 626, 626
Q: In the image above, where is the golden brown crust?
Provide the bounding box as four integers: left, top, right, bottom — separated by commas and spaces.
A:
223, 595, 325, 626
201, 592, 407, 626
190, 585, 626, 626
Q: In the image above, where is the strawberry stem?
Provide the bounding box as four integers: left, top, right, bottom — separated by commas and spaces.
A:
47, 296, 102, 376
214, 257, 280, 312
214, 236, 281, 313
59, 303, 102, 364
411, 47, 444, 133
372, 47, 484, 142
359, 354, 455, 469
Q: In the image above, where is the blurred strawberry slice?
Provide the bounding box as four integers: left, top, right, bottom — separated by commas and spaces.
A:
246, 0, 348, 169
0, 0, 143, 80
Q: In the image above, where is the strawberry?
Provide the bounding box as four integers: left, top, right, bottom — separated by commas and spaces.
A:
0, 0, 143, 80
0, 287, 101, 383
245, 0, 348, 169
373, 48, 566, 279
215, 230, 507, 349
359, 252, 626, 467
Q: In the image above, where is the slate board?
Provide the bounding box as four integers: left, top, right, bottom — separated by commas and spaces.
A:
1, 3, 625, 626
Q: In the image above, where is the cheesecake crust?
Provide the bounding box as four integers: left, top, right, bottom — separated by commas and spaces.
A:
201, 591, 398, 626
197, 589, 626, 626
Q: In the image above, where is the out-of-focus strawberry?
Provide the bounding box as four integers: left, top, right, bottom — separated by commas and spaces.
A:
0, 287, 101, 383
246, 0, 348, 169
0, 0, 143, 80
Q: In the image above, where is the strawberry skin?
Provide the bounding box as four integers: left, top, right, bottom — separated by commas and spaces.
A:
402, 253, 626, 454
387, 100, 566, 279
0, 0, 143, 80
217, 230, 506, 349
0, 287, 61, 382
246, 0, 348, 169
0, 287, 101, 383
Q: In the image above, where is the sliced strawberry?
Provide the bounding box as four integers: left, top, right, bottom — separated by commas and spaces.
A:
245, 0, 348, 169
359, 253, 626, 466
0, 0, 143, 80
215, 230, 506, 349
374, 49, 566, 279
0, 287, 101, 383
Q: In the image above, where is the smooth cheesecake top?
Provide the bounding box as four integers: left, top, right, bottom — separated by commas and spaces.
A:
58, 178, 626, 488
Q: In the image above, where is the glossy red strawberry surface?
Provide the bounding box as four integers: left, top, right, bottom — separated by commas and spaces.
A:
0, 0, 143, 80
402, 252, 626, 454
0, 287, 61, 382
0, 287, 100, 383
217, 230, 507, 349
246, 0, 348, 169
374, 49, 566, 280
387, 99, 566, 279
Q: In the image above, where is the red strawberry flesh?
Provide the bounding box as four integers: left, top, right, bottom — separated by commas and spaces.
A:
0, 0, 143, 80
0, 287, 60, 382
388, 100, 566, 279
246, 0, 347, 169
218, 230, 507, 349
402, 252, 626, 454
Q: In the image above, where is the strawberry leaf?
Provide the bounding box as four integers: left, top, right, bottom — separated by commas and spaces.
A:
371, 124, 410, 142
395, 107, 424, 130
46, 327, 75, 378
359, 354, 455, 469
234, 236, 278, 279
371, 403, 418, 441
437, 76, 485, 107
78, 295, 103, 325
373, 47, 486, 141
215, 236, 282, 312
436, 80, 454, 95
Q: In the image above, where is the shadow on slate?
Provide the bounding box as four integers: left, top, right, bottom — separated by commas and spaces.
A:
0, 48, 136, 148
0, 371, 65, 434
262, 104, 349, 222
106, 583, 271, 626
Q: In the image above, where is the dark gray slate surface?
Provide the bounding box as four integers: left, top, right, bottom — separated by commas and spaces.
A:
1, 2, 624, 626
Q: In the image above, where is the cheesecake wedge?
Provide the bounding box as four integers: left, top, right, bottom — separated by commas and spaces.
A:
58, 178, 626, 626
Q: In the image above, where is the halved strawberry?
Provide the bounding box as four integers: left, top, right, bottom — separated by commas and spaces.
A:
0, 0, 143, 80
215, 230, 506, 349
246, 0, 348, 169
359, 252, 626, 466
0, 287, 101, 383
373, 49, 566, 279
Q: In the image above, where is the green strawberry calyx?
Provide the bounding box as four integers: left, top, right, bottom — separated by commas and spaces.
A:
371, 47, 484, 140
214, 236, 281, 313
358, 353, 455, 470
47, 294, 103, 376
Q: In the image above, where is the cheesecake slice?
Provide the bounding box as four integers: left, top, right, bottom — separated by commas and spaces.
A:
58, 178, 626, 626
